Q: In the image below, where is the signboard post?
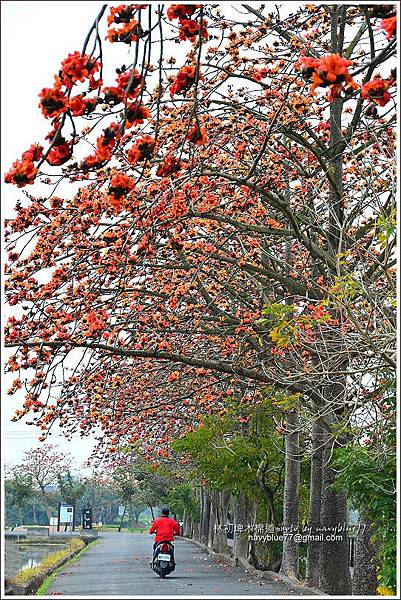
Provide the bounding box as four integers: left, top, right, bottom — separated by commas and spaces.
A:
58, 503, 75, 532
82, 508, 92, 530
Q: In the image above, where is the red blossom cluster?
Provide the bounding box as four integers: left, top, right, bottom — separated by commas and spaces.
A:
108, 173, 135, 204
4, 144, 43, 187
82, 123, 122, 170
106, 4, 148, 44
187, 124, 208, 145
85, 310, 109, 334
39, 85, 69, 119
6, 51, 101, 186
125, 102, 151, 127
127, 135, 155, 165
46, 137, 73, 166
361, 76, 392, 107
167, 4, 208, 43
170, 65, 202, 98
67, 95, 98, 116
60, 52, 100, 88
102, 68, 144, 107
102, 69, 143, 106
118, 68, 144, 97
381, 15, 396, 39
298, 54, 359, 101
167, 4, 200, 21
179, 18, 209, 43
156, 154, 186, 177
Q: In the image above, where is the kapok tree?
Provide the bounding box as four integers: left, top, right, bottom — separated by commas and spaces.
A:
4, 3, 397, 595
14, 444, 71, 522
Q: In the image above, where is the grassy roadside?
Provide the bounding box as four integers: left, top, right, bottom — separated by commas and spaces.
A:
36, 539, 98, 596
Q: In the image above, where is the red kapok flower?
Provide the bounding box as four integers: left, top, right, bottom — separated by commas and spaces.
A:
167, 4, 200, 21
4, 144, 43, 187
297, 56, 320, 80
107, 4, 136, 25
117, 68, 143, 98
60, 51, 100, 88
82, 98, 99, 115
381, 15, 396, 39
187, 124, 208, 145
108, 173, 135, 200
67, 95, 85, 116
179, 18, 208, 42
156, 155, 185, 177
39, 86, 68, 118
102, 86, 126, 106
86, 310, 109, 333
312, 54, 354, 88
106, 20, 142, 44
22, 144, 44, 163
361, 76, 391, 106
106, 5, 145, 43
298, 54, 359, 101
46, 138, 73, 166
170, 65, 202, 98
127, 135, 155, 164
125, 103, 151, 127
96, 122, 122, 158
4, 160, 38, 187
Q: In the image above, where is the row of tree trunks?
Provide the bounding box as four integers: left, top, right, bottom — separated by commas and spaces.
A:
191, 415, 375, 596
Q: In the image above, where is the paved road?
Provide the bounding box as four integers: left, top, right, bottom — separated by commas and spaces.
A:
46, 532, 304, 596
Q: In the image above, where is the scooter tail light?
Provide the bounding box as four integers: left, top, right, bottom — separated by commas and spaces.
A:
161, 543, 169, 552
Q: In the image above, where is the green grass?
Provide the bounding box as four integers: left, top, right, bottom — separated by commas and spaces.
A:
36, 540, 98, 596
11, 539, 85, 586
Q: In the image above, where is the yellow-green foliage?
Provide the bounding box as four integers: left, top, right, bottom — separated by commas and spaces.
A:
11, 538, 84, 585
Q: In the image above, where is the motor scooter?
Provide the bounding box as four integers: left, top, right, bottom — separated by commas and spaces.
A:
152, 540, 175, 578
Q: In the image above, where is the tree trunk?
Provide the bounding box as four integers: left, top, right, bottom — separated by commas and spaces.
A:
117, 506, 126, 532
149, 505, 155, 521
352, 514, 379, 595
319, 443, 352, 595
32, 497, 38, 525
305, 416, 325, 588
233, 495, 249, 559
280, 408, 300, 579
200, 489, 211, 545
208, 503, 215, 549
192, 519, 200, 541
210, 491, 230, 554
40, 486, 52, 523
182, 509, 190, 537
316, 12, 350, 595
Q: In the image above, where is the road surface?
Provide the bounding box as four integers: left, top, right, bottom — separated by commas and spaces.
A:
46, 531, 306, 596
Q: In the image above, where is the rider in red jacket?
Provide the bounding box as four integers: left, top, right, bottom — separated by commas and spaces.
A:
149, 506, 180, 544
